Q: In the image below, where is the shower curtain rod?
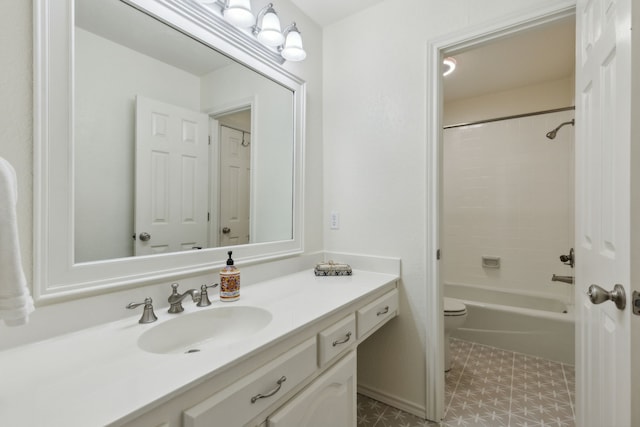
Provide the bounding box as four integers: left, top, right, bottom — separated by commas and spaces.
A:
220, 123, 250, 135
443, 106, 575, 130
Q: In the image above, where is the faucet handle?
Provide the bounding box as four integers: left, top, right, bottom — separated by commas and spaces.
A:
197, 283, 219, 307
126, 297, 158, 324
559, 248, 575, 268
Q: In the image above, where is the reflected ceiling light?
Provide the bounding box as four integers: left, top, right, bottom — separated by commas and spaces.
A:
443, 57, 457, 76
279, 23, 306, 61
221, 0, 255, 28
253, 4, 285, 47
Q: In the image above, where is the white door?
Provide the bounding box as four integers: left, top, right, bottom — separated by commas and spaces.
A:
219, 125, 251, 246
135, 95, 209, 255
575, 0, 633, 425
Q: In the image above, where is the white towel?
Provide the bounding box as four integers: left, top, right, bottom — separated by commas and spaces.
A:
0, 157, 33, 326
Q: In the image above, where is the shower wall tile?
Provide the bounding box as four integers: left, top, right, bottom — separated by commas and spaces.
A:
442, 110, 575, 300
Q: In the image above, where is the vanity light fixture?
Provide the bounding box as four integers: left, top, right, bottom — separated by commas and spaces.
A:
220, 0, 255, 28
206, 0, 306, 62
443, 57, 457, 76
280, 22, 306, 61
253, 4, 285, 47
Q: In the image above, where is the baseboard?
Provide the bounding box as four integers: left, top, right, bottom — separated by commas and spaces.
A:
357, 383, 427, 420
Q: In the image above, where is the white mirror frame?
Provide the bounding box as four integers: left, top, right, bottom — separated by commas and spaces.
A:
33, 0, 305, 303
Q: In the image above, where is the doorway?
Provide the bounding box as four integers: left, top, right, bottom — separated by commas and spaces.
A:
213, 108, 252, 247
424, 3, 577, 421
441, 17, 576, 359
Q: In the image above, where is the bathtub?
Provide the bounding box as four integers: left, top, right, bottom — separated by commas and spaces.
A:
445, 282, 575, 364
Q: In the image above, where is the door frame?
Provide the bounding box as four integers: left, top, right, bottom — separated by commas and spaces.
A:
424, 1, 576, 420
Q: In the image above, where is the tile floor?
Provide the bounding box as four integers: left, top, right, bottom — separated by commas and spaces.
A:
357, 338, 575, 427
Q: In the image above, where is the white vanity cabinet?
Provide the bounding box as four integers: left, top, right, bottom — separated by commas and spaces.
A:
114, 278, 398, 427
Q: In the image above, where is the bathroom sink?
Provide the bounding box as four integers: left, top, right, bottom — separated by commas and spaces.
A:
137, 306, 272, 354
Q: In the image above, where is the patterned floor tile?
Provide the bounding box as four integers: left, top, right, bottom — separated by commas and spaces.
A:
357, 339, 575, 427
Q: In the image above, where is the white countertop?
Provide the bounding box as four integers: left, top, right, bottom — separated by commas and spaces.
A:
0, 269, 397, 426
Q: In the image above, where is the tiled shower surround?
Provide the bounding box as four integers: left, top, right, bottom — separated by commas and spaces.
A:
442, 110, 575, 300
357, 339, 575, 427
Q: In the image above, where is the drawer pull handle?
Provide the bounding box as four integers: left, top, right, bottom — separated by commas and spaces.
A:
332, 331, 352, 347
251, 376, 287, 404
377, 306, 390, 316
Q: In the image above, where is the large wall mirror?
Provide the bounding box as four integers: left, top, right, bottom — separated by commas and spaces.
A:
34, 0, 305, 302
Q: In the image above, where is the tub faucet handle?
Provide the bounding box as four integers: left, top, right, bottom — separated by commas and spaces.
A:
559, 248, 574, 268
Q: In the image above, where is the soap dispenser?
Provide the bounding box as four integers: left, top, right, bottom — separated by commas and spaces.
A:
220, 251, 240, 302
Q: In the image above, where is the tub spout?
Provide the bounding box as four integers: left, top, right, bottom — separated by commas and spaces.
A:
552, 274, 574, 284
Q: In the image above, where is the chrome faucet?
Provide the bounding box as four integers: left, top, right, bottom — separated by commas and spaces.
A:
168, 283, 200, 313
552, 274, 574, 284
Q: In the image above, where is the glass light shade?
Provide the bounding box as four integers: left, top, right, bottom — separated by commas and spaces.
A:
281, 29, 306, 61
223, 0, 254, 28
257, 10, 284, 47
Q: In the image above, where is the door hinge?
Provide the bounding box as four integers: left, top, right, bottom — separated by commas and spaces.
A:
208, 135, 211, 145
437, 249, 441, 260
207, 212, 210, 222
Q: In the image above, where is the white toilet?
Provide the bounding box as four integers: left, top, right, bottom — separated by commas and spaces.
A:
444, 297, 468, 372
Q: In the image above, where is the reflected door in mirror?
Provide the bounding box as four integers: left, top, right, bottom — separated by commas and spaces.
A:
135, 95, 209, 255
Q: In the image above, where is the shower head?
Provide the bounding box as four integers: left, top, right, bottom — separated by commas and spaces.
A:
546, 119, 575, 139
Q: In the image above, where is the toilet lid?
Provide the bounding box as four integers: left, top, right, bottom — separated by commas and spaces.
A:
444, 297, 466, 314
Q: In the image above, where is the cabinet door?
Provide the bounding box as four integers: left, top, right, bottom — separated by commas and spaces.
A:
267, 351, 356, 427
183, 338, 317, 427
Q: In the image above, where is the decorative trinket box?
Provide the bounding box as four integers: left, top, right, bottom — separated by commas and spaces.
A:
314, 261, 353, 276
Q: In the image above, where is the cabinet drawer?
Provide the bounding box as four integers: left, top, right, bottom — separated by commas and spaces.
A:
317, 314, 356, 367
357, 288, 398, 339
183, 337, 317, 427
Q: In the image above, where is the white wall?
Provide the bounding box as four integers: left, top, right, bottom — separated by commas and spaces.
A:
442, 109, 575, 301
322, 0, 571, 417
0, 0, 323, 348
74, 28, 201, 262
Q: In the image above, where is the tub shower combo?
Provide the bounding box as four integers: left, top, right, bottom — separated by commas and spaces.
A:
442, 109, 576, 366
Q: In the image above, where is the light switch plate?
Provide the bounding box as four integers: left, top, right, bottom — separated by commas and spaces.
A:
330, 211, 340, 230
